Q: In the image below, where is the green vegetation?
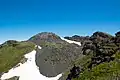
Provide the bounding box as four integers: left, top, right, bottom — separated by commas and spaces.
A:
0, 41, 35, 73
72, 51, 120, 80
61, 52, 92, 80
73, 54, 93, 70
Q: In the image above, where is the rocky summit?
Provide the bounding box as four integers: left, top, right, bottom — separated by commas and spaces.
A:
29, 32, 63, 46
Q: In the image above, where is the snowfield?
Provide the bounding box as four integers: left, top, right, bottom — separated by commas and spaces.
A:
61, 38, 81, 46
1, 46, 62, 80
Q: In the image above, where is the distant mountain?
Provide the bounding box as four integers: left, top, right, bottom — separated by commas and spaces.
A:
64, 35, 90, 45
29, 32, 63, 46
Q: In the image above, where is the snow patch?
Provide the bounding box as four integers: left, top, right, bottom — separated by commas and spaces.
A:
1, 46, 62, 80
61, 37, 81, 46
35, 45, 42, 49
38, 46, 42, 49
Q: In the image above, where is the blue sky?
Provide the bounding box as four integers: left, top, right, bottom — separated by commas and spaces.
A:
0, 0, 120, 43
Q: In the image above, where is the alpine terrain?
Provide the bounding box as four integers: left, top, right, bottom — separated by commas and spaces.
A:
0, 31, 120, 80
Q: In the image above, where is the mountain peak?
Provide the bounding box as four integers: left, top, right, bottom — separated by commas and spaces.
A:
28, 32, 63, 46
91, 31, 113, 38
29, 32, 61, 41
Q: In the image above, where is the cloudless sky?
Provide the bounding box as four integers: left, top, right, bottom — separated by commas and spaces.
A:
0, 0, 120, 43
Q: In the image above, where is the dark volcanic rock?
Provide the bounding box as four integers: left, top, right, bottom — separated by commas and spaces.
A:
115, 31, 120, 37
115, 31, 120, 45
81, 32, 118, 69
90, 31, 114, 43
90, 31, 113, 39
66, 65, 80, 80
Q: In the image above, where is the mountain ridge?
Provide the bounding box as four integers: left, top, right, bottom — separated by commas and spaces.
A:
0, 31, 120, 80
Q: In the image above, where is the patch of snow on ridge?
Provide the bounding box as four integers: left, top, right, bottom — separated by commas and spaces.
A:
61, 37, 81, 46
1, 46, 62, 80
38, 46, 42, 49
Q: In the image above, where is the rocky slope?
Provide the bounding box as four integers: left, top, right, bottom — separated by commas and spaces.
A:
29, 32, 83, 77
64, 31, 120, 80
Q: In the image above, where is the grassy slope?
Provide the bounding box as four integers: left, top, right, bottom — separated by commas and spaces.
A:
0, 41, 35, 73
73, 51, 120, 80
